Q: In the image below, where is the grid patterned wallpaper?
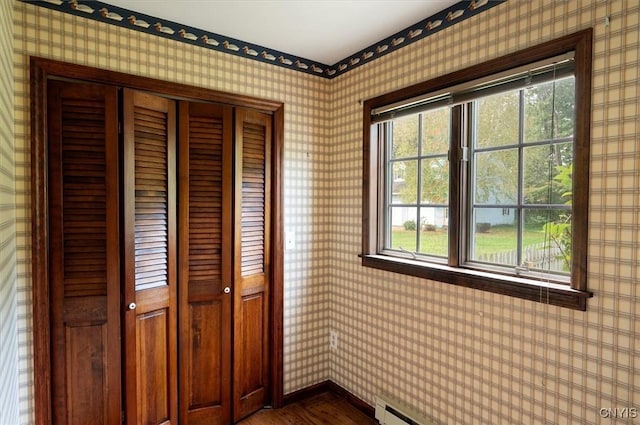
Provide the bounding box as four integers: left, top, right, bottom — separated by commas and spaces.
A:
329, 1, 639, 424
0, 0, 19, 424
10, 1, 640, 424
12, 2, 331, 423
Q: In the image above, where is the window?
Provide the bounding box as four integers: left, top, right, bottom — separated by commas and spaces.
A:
362, 30, 593, 310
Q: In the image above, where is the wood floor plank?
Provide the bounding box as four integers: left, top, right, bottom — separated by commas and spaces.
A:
238, 392, 377, 425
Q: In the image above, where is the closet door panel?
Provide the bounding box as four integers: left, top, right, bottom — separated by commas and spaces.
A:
123, 89, 177, 425
47, 80, 121, 425
178, 102, 233, 425
233, 108, 272, 422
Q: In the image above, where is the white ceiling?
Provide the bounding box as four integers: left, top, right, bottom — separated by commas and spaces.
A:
103, 0, 459, 65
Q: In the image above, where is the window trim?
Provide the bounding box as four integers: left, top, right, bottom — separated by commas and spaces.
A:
362, 29, 593, 310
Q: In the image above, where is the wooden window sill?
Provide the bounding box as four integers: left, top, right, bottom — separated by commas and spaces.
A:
361, 254, 592, 310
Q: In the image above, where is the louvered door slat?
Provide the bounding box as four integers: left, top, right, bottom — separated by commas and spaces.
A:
133, 105, 169, 292
60, 94, 107, 290
188, 116, 224, 283
240, 122, 267, 277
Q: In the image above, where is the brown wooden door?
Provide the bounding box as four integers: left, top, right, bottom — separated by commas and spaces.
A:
178, 101, 233, 425
233, 108, 272, 422
35, 61, 283, 425
47, 80, 122, 425
122, 89, 178, 425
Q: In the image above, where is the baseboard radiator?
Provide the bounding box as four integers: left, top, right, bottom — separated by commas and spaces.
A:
375, 396, 436, 425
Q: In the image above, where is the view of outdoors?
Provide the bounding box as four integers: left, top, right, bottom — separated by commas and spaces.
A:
389, 107, 450, 258
387, 76, 575, 273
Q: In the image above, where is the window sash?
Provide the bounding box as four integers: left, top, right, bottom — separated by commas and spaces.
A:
381, 110, 450, 260
380, 76, 575, 280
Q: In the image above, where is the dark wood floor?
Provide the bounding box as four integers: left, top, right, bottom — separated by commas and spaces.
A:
238, 392, 377, 425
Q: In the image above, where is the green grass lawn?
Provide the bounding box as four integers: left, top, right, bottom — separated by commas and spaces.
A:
391, 224, 547, 256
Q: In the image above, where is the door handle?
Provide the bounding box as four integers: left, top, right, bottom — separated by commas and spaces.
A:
223, 287, 231, 294
128, 302, 137, 310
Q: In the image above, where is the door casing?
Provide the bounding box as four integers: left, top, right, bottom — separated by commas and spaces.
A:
30, 56, 284, 425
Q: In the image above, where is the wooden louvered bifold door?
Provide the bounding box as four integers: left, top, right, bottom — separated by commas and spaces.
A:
178, 102, 233, 425
233, 108, 272, 422
47, 80, 121, 425
122, 89, 178, 425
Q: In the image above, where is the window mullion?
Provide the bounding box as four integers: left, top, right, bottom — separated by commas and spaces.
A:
517, 89, 525, 267
463, 103, 474, 265
448, 104, 464, 267
383, 123, 393, 252
415, 114, 422, 253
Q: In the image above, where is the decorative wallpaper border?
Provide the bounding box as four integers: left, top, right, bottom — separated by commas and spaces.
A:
326, 0, 503, 78
20, 0, 504, 78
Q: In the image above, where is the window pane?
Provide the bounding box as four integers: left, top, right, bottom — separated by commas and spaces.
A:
524, 77, 575, 143
523, 208, 571, 273
420, 158, 448, 204
470, 208, 517, 266
420, 107, 450, 155
523, 143, 573, 204
418, 207, 448, 257
391, 160, 418, 204
365, 34, 591, 305
388, 206, 418, 251
473, 149, 518, 205
391, 114, 419, 158
475, 90, 520, 148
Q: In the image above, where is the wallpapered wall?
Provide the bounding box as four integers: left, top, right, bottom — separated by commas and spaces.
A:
329, 1, 639, 424
12, 2, 331, 423
0, 1, 19, 424
9, 1, 640, 424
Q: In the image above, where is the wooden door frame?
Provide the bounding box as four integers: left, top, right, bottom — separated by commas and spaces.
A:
30, 56, 285, 425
